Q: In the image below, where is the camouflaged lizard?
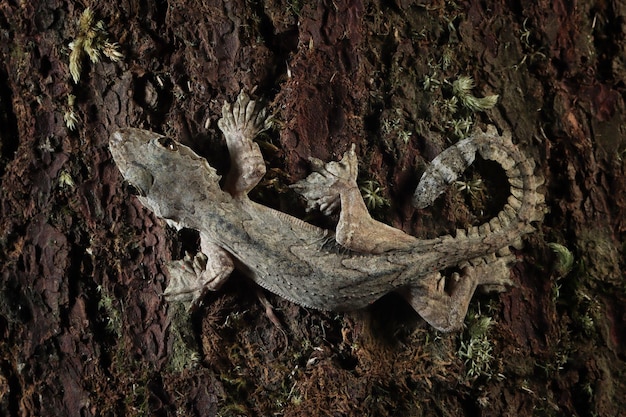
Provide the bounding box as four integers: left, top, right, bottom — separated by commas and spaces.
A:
109, 91, 545, 332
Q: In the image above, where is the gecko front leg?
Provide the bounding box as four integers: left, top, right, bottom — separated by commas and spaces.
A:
218, 90, 272, 197
165, 91, 270, 306
164, 236, 234, 305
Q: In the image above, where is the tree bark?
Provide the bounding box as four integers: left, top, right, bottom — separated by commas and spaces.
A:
0, 1, 624, 416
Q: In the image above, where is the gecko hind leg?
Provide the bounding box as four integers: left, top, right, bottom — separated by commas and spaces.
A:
217, 90, 272, 197
291, 146, 416, 253
401, 257, 513, 332
290, 144, 359, 215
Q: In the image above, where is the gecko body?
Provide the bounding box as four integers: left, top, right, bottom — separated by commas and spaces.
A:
109, 91, 544, 331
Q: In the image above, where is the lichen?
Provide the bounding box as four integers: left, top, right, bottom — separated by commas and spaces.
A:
68, 8, 123, 83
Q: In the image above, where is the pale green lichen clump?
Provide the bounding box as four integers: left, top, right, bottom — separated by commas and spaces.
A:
63, 94, 79, 130
452, 76, 499, 112
69, 8, 123, 83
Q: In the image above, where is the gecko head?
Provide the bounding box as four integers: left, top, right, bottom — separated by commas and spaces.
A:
109, 128, 162, 196
109, 128, 222, 202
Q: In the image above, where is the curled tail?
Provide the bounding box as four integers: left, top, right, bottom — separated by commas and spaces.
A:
413, 126, 545, 256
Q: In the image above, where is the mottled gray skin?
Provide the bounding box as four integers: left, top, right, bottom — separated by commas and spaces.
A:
109, 92, 544, 332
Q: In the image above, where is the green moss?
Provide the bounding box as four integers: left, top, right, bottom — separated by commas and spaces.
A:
167, 303, 200, 372
457, 309, 494, 381
548, 242, 575, 277
359, 179, 390, 211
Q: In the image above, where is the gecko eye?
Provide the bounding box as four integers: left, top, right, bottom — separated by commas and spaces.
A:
125, 181, 146, 197
157, 136, 179, 151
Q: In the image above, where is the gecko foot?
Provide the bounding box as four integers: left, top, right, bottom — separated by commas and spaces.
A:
217, 90, 272, 141
290, 144, 358, 215
402, 257, 514, 332
164, 252, 210, 304
218, 90, 272, 196
164, 245, 234, 307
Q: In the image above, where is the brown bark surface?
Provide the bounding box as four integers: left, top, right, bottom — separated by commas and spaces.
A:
1, 1, 625, 416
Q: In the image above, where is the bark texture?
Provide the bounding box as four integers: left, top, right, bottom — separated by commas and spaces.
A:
0, 1, 625, 416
